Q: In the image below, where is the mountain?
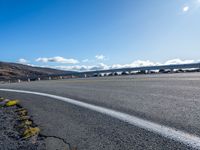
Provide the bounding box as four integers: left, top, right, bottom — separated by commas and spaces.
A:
0, 61, 74, 81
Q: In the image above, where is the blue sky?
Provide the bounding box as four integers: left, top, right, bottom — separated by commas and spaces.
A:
1, 0, 200, 71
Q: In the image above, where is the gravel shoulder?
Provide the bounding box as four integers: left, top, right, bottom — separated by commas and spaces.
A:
0, 98, 45, 150
0, 97, 74, 150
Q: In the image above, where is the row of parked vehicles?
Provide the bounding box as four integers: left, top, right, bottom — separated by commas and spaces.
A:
92, 68, 200, 77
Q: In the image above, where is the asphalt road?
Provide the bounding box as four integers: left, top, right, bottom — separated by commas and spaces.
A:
1, 73, 200, 150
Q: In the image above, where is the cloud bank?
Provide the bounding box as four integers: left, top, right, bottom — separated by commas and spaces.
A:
53, 58, 197, 72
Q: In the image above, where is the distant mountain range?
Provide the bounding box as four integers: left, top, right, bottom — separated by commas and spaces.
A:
0, 61, 74, 81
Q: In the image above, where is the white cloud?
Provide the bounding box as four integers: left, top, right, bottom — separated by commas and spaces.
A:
182, 1, 200, 12
95, 55, 105, 60
106, 60, 160, 70
164, 58, 194, 65
17, 58, 29, 64
35, 56, 79, 64
54, 65, 90, 71
54, 63, 110, 72
183, 6, 189, 12
92, 63, 110, 70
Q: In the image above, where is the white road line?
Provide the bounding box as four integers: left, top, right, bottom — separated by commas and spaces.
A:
0, 88, 200, 149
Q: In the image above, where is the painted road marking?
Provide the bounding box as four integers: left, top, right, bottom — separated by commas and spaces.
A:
0, 88, 200, 149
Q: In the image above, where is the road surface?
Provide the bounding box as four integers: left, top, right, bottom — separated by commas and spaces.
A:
1, 73, 200, 150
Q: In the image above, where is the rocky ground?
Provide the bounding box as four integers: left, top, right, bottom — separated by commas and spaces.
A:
0, 98, 46, 150
0, 97, 75, 150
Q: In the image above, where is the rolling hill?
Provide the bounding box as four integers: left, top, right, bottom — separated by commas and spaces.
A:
0, 61, 74, 81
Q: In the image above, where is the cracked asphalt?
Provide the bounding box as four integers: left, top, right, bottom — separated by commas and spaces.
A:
1, 72, 200, 150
